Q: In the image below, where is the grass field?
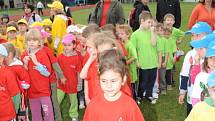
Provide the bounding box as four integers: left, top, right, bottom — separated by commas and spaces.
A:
60, 2, 196, 121
1, 2, 196, 121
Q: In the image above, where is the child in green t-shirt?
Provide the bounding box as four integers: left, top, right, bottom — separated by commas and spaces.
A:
163, 13, 184, 88
130, 11, 158, 104
116, 24, 138, 101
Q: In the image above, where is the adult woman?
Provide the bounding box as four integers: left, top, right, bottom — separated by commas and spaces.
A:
23, 4, 42, 25
188, 0, 215, 30
89, 0, 125, 27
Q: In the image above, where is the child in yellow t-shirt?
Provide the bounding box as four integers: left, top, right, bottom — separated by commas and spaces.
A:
17, 19, 28, 53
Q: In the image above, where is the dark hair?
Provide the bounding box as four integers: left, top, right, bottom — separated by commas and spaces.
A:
24, 4, 35, 13
98, 49, 127, 78
202, 57, 209, 73
7, 21, 18, 30
199, 0, 215, 8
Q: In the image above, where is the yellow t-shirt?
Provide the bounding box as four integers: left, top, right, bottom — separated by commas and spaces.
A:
51, 15, 67, 55
185, 101, 215, 121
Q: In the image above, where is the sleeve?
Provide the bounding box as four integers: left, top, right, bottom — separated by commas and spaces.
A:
174, 0, 181, 28
188, 4, 200, 29
131, 101, 145, 121
130, 43, 138, 60
44, 47, 58, 64
52, 62, 65, 79
35, 63, 50, 77
76, 56, 83, 73
89, 2, 100, 24
156, 0, 162, 22
116, 2, 125, 24
17, 66, 31, 84
6, 69, 20, 96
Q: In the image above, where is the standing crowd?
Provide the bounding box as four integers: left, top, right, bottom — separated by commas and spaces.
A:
0, 0, 215, 121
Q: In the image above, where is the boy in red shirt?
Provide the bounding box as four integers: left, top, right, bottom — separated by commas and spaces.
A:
83, 49, 144, 121
57, 34, 82, 121
0, 44, 20, 121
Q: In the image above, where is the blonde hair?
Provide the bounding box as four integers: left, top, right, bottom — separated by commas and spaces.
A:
116, 24, 133, 38
139, 11, 153, 24
164, 13, 175, 21
25, 29, 43, 47
82, 24, 100, 38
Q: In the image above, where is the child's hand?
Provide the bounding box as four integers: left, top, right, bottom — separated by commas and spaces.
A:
178, 94, 185, 104
158, 63, 161, 69
60, 78, 67, 85
29, 54, 39, 65
85, 97, 91, 106
162, 62, 167, 68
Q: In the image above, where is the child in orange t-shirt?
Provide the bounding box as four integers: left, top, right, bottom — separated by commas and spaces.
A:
21, 29, 54, 121
83, 49, 145, 121
57, 34, 82, 121
0, 44, 20, 121
80, 32, 131, 106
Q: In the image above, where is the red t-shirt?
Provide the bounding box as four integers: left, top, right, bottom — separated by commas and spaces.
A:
100, 1, 112, 26
22, 49, 52, 99
57, 53, 82, 93
83, 51, 90, 65
83, 92, 145, 121
42, 46, 57, 83
0, 66, 20, 121
0, 38, 7, 44
86, 60, 132, 100
117, 39, 128, 57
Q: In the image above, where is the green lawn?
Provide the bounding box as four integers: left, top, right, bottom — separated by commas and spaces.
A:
1, 2, 195, 121
60, 2, 195, 121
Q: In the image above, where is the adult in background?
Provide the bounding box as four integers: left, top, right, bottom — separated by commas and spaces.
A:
130, 0, 150, 31
23, 3, 42, 25
89, 0, 125, 27
37, 1, 44, 16
188, 0, 215, 30
156, 0, 181, 28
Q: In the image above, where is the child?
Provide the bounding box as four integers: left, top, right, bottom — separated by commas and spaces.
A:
0, 14, 9, 39
42, 19, 53, 48
57, 34, 82, 121
80, 32, 131, 105
178, 22, 212, 115
130, 11, 157, 103
190, 33, 215, 106
163, 13, 184, 87
48, 1, 67, 55
22, 29, 54, 121
116, 24, 138, 101
185, 70, 215, 121
83, 49, 145, 121
4, 43, 30, 121
0, 44, 20, 121
17, 19, 28, 53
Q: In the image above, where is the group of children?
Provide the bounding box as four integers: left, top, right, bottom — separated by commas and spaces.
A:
2, 0, 215, 121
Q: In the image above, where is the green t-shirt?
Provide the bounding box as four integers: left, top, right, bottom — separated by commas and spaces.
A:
170, 27, 185, 53
157, 36, 166, 56
165, 37, 174, 69
125, 41, 138, 83
130, 29, 158, 69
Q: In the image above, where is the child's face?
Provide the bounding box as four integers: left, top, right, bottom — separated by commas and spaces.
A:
86, 41, 97, 54
164, 17, 175, 28
63, 42, 75, 53
100, 70, 125, 100
7, 31, 17, 40
117, 29, 129, 42
0, 24, 6, 35
24, 7, 31, 14
208, 56, 215, 70
77, 34, 87, 46
197, 48, 206, 58
156, 27, 163, 36
2, 18, 9, 23
97, 43, 113, 53
208, 86, 215, 102
140, 19, 153, 29
18, 24, 27, 33
27, 39, 41, 51
191, 33, 207, 41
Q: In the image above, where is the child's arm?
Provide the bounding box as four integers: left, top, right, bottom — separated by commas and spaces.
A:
30, 54, 50, 77
80, 52, 96, 79
84, 80, 91, 105
52, 62, 66, 80
150, 28, 157, 46
126, 57, 136, 65
162, 52, 169, 68
158, 52, 162, 69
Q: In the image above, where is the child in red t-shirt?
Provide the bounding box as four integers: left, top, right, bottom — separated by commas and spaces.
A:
80, 32, 131, 106
4, 43, 31, 121
57, 34, 82, 121
0, 44, 20, 121
83, 49, 145, 121
22, 29, 54, 121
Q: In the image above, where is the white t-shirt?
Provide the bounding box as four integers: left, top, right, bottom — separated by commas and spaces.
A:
192, 72, 209, 99
37, 2, 44, 9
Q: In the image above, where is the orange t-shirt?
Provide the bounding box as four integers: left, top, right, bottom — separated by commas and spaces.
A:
188, 3, 215, 30
0, 66, 20, 121
57, 53, 82, 93
83, 92, 145, 121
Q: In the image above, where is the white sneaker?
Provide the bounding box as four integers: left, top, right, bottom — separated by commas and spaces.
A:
176, 50, 184, 57
79, 101, 85, 109
72, 118, 79, 121
151, 99, 157, 104
152, 93, 159, 99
